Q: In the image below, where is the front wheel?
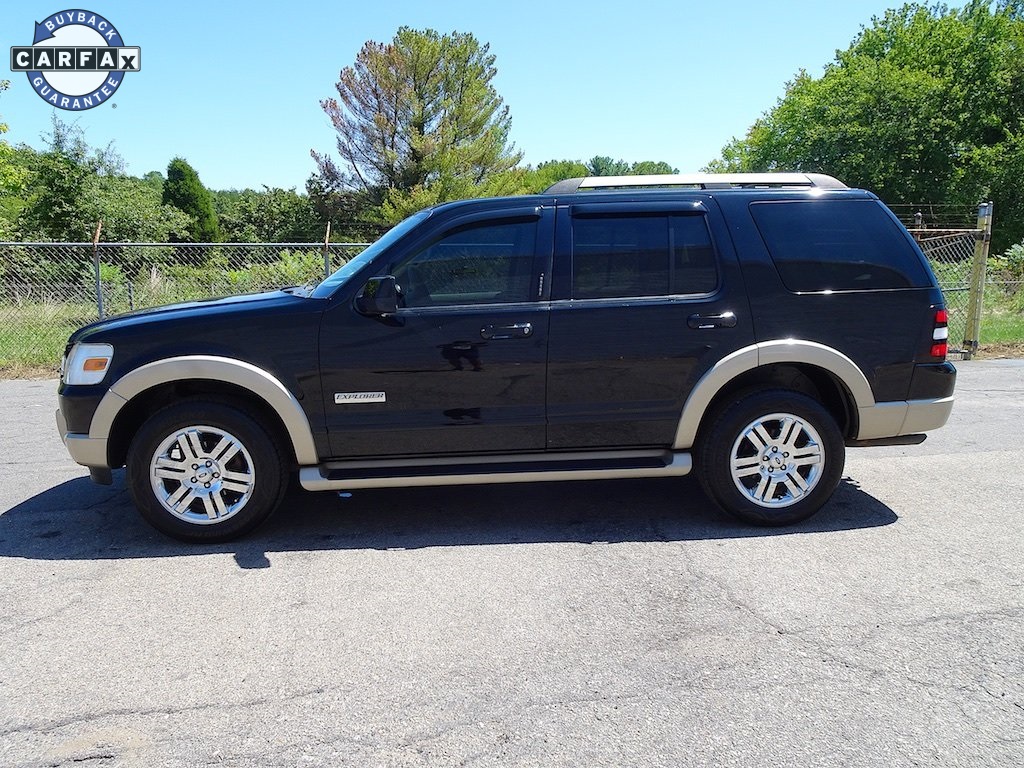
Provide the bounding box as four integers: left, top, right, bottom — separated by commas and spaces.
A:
126, 400, 288, 542
696, 390, 845, 526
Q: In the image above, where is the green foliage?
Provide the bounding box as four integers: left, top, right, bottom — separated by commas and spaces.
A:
991, 240, 1024, 281
706, 1, 1024, 250
315, 27, 522, 224
505, 158, 682, 195
587, 156, 631, 176
518, 160, 590, 193
305, 172, 384, 241
108, 249, 328, 307
214, 187, 324, 242
3, 119, 193, 244
0, 81, 28, 238
162, 157, 221, 242
379, 167, 535, 222
234, 249, 324, 288
586, 157, 678, 177
16, 119, 103, 241
629, 160, 679, 175
85, 174, 193, 242
0, 79, 8, 135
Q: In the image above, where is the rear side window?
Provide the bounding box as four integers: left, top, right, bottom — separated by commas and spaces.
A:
572, 214, 718, 299
750, 200, 930, 292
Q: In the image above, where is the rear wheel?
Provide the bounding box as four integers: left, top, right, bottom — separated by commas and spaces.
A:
126, 400, 288, 542
696, 390, 845, 526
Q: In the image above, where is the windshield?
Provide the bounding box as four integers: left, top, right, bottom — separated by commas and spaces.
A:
311, 210, 431, 298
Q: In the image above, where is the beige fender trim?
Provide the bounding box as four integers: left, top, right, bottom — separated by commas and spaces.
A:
89, 355, 319, 465
672, 340, 876, 449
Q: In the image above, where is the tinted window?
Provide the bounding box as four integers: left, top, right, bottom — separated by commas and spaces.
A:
750, 200, 930, 292
312, 210, 429, 298
393, 218, 537, 307
572, 214, 718, 299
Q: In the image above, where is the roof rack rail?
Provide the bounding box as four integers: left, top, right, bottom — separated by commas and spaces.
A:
543, 172, 847, 195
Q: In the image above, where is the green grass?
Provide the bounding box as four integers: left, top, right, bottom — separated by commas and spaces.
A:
980, 306, 1024, 343
978, 282, 1024, 344
0, 301, 96, 374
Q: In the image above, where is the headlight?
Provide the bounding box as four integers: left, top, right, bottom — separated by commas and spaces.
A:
62, 343, 114, 385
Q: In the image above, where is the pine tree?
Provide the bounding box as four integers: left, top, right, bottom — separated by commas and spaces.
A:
162, 157, 220, 242
313, 28, 522, 223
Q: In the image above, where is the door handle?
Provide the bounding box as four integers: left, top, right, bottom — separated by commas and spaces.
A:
481, 322, 533, 340
687, 312, 737, 330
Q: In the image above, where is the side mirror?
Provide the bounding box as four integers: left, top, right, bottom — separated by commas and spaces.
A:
355, 275, 400, 316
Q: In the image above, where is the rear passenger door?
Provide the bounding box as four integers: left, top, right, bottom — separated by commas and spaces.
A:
546, 200, 755, 449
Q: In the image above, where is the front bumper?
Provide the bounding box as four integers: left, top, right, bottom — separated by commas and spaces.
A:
56, 407, 110, 469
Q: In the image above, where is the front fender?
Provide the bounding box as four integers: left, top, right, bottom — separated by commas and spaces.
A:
89, 355, 319, 465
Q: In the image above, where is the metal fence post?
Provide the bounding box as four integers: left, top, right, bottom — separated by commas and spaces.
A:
962, 202, 994, 360
91, 220, 105, 320
322, 221, 332, 279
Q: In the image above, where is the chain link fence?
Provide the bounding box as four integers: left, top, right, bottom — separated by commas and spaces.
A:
892, 203, 994, 359
0, 242, 369, 371
0, 203, 1017, 372
907, 230, 977, 357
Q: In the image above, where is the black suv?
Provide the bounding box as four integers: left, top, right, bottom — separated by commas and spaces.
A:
56, 173, 956, 541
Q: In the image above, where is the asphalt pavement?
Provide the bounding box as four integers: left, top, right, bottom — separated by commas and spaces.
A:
0, 361, 1021, 767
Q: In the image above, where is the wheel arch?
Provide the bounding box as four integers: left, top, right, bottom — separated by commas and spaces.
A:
91, 356, 319, 468
673, 340, 874, 449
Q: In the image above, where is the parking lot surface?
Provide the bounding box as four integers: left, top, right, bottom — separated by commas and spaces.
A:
0, 361, 1022, 767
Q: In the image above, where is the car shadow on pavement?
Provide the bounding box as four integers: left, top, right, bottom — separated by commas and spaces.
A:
0, 472, 897, 567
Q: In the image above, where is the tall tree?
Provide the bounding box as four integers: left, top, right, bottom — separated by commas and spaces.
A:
16, 117, 118, 241
162, 157, 220, 242
0, 80, 30, 238
587, 156, 631, 176
314, 27, 522, 223
705, 0, 1024, 249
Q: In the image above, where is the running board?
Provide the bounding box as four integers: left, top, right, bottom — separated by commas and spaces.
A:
298, 449, 692, 492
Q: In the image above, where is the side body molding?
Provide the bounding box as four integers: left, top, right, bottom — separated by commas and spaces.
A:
672, 340, 876, 449
90, 356, 320, 465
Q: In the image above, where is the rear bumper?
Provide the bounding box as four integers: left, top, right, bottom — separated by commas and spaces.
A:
856, 361, 955, 441
856, 395, 955, 441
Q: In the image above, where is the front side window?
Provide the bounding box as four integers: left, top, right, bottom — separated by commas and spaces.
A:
312, 210, 429, 298
572, 214, 718, 299
393, 218, 537, 307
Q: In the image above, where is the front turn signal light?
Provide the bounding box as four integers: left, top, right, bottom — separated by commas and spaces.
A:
62, 343, 114, 385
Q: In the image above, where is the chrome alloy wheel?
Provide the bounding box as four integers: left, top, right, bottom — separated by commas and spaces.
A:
149, 425, 256, 525
729, 412, 825, 509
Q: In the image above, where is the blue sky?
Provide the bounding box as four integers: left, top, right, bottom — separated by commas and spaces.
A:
4, 0, 915, 191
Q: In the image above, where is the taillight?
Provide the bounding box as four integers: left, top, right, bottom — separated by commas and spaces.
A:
930, 308, 948, 359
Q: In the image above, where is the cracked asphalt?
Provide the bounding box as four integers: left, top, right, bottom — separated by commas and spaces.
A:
0, 360, 1022, 767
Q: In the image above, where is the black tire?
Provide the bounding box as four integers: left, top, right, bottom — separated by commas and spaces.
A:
126, 399, 288, 542
695, 389, 845, 526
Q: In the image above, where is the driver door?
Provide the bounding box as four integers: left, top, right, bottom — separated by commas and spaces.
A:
319, 206, 553, 458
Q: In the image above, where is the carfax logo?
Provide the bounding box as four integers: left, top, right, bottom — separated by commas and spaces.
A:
9, 9, 140, 111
